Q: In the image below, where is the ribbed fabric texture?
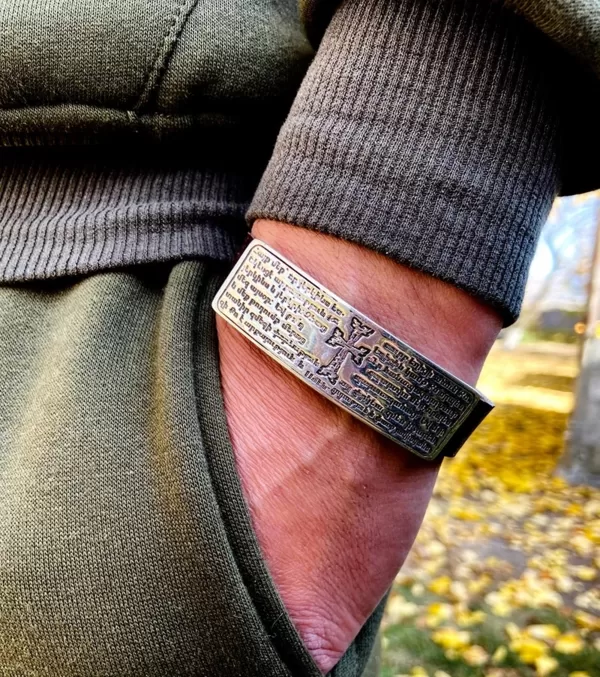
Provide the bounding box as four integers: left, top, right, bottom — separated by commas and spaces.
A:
0, 0, 581, 323
0, 150, 253, 281
508, 0, 600, 78
506, 0, 600, 195
249, 0, 561, 324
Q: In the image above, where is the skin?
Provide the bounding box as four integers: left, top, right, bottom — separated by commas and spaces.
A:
217, 220, 502, 672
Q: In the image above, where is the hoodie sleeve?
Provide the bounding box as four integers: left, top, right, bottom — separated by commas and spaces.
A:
249, 0, 563, 324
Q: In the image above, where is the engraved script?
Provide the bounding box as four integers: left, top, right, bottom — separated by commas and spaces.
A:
213, 242, 480, 459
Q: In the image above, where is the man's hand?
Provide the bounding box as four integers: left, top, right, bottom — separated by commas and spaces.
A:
216, 220, 501, 672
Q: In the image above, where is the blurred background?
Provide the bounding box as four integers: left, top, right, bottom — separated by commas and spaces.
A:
380, 192, 600, 677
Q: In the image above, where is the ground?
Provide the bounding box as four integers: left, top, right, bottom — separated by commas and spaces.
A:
381, 343, 600, 677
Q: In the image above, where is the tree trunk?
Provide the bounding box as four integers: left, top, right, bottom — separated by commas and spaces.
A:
560, 204, 600, 487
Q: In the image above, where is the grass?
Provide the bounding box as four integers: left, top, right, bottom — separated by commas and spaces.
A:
380, 343, 600, 677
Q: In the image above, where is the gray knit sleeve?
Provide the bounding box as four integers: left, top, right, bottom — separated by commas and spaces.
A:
248, 0, 562, 324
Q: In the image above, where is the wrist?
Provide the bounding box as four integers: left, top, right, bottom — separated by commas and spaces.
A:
251, 220, 502, 385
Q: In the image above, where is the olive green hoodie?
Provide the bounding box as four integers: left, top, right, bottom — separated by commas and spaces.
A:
0, 0, 598, 322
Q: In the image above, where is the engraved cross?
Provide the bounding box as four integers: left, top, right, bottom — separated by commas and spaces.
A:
317, 316, 375, 385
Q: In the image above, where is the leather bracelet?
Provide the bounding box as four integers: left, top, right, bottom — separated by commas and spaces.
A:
212, 239, 493, 461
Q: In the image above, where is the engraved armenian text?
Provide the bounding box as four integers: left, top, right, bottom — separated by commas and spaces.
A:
212, 241, 489, 460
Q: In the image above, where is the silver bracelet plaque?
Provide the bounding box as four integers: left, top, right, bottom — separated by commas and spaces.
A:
212, 240, 493, 461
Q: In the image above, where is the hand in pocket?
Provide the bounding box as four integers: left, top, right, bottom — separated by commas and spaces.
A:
216, 221, 500, 672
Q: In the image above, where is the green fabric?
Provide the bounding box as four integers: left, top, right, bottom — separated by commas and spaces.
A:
506, 0, 600, 194
0, 0, 598, 155
0, 261, 384, 676
249, 0, 562, 325
508, 0, 600, 78
0, 0, 566, 326
0, 0, 598, 322
359, 634, 382, 677
0, 1, 313, 145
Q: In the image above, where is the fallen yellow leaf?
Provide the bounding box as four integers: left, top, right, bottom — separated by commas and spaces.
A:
424, 602, 452, 628
386, 596, 419, 623
574, 610, 600, 631
554, 633, 585, 654
449, 505, 481, 521
456, 608, 486, 627
510, 637, 549, 665
431, 628, 471, 651
535, 655, 559, 676
525, 624, 561, 643
505, 622, 522, 641
461, 645, 489, 666
428, 576, 452, 596
572, 565, 596, 582
492, 645, 507, 664
409, 667, 428, 677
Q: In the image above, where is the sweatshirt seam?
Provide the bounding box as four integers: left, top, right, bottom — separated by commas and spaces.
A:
0, 107, 253, 128
134, 0, 202, 113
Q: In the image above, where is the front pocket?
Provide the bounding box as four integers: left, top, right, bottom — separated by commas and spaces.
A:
194, 259, 387, 677
191, 259, 322, 677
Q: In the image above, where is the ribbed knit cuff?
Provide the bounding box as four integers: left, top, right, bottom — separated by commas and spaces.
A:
0, 149, 254, 281
249, 0, 562, 324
